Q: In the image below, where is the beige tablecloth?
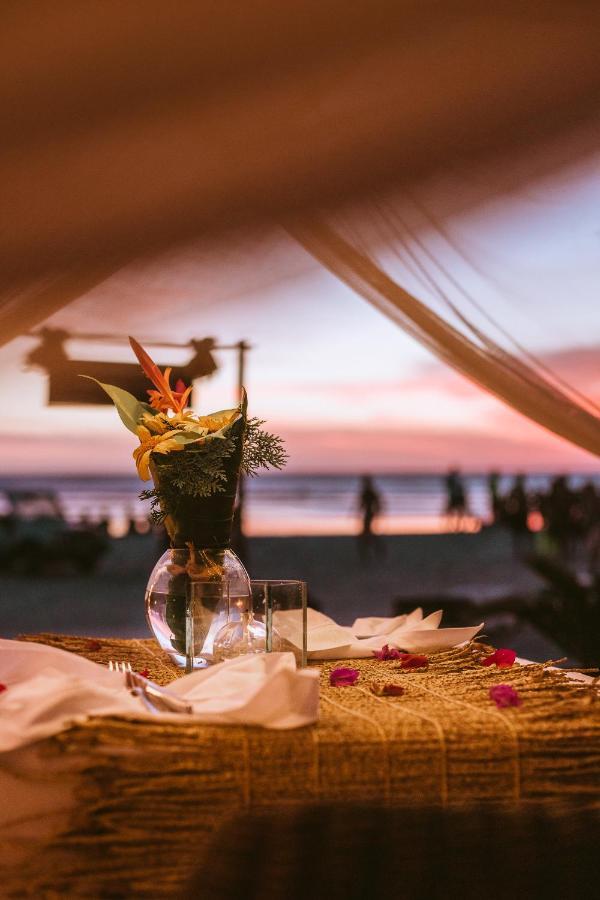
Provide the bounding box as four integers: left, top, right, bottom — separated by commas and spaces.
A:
1, 634, 599, 898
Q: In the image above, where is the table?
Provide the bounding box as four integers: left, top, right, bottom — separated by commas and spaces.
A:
1, 634, 599, 898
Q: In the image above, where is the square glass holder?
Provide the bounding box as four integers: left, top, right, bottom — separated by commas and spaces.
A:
250, 580, 308, 667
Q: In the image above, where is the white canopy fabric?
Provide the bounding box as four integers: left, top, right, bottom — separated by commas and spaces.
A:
289, 216, 600, 458
2, 1, 600, 343
1, 2, 599, 455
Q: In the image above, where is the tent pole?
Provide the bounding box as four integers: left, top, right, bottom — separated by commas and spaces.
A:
236, 340, 249, 534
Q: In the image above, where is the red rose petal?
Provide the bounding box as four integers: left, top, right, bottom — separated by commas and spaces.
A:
495, 649, 517, 669
398, 654, 429, 670
481, 648, 517, 669
85, 640, 102, 652
137, 668, 150, 679
330, 667, 360, 687
0, 683, 7, 693
489, 684, 521, 708
371, 683, 404, 696
373, 644, 403, 661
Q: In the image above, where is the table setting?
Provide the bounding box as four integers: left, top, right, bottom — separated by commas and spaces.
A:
1, 339, 599, 899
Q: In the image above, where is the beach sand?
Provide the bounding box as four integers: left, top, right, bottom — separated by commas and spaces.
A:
1, 527, 567, 660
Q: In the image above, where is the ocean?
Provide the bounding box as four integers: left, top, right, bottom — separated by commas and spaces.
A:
2, 472, 599, 537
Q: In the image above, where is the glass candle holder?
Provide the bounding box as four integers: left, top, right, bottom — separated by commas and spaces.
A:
250, 580, 307, 667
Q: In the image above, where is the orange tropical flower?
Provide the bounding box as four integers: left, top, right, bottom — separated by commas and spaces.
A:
133, 425, 185, 480
129, 337, 193, 414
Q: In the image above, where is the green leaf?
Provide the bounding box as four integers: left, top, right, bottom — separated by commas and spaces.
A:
217, 409, 243, 435
171, 431, 207, 445
204, 431, 227, 441
203, 406, 239, 422
79, 376, 146, 434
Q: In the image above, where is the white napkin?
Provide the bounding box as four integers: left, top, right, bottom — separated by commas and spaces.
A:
0, 639, 319, 752
274, 607, 483, 660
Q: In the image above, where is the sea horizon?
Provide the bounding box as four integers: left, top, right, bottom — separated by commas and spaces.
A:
2, 471, 599, 537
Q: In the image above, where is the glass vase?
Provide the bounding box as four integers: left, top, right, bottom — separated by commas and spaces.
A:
144, 410, 266, 668
145, 545, 257, 669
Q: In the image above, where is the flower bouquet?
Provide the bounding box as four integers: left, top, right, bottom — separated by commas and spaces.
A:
86, 338, 286, 667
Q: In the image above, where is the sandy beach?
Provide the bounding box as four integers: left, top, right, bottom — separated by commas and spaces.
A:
1, 527, 568, 660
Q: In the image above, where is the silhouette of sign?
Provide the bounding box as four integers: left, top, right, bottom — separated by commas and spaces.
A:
26, 329, 218, 404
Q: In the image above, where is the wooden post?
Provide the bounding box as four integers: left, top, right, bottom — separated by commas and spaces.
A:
236, 341, 250, 540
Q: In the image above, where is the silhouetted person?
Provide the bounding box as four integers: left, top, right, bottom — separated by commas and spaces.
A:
445, 469, 467, 531
357, 475, 384, 562
544, 475, 575, 560
504, 474, 531, 558
570, 481, 600, 574
487, 470, 501, 525
572, 481, 599, 538
127, 508, 140, 536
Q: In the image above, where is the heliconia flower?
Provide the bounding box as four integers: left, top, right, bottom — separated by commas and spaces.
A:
481, 648, 517, 669
489, 684, 521, 708
85, 640, 102, 652
0, 684, 7, 694
398, 654, 429, 670
129, 337, 193, 414
371, 683, 404, 696
330, 667, 360, 687
373, 644, 403, 661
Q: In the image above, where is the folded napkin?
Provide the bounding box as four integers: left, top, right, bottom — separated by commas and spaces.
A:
0, 639, 319, 752
274, 607, 483, 660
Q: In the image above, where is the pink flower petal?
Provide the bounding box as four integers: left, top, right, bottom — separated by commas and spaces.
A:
495, 649, 517, 669
373, 644, 403, 661
481, 648, 517, 669
398, 654, 429, 670
371, 683, 404, 696
489, 684, 521, 708
330, 667, 360, 687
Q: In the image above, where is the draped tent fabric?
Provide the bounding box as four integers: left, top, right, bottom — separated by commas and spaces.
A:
2, 1, 600, 346
0, 261, 133, 348
1, 2, 600, 458
288, 217, 600, 458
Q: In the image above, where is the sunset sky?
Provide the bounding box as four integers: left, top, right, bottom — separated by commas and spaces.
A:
1, 162, 599, 476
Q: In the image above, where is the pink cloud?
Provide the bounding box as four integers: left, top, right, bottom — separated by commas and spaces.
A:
0, 434, 136, 475
538, 345, 600, 400
291, 368, 479, 403
2, 337, 598, 475
278, 423, 599, 473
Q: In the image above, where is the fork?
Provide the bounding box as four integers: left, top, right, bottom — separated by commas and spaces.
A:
108, 661, 193, 715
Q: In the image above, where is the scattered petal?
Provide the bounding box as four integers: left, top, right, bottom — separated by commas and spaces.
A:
371, 683, 404, 697
398, 654, 429, 670
137, 668, 151, 679
481, 648, 517, 669
85, 640, 102, 652
373, 644, 403, 661
0, 683, 6, 693
489, 684, 521, 708
330, 667, 360, 687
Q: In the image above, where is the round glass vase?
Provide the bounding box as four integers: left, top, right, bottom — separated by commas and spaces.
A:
145, 545, 258, 669
144, 411, 266, 668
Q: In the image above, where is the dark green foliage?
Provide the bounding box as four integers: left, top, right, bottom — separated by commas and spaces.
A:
241, 418, 288, 477
140, 438, 235, 523
139, 418, 287, 523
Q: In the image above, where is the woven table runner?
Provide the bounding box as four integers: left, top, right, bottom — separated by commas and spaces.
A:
2, 633, 599, 898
